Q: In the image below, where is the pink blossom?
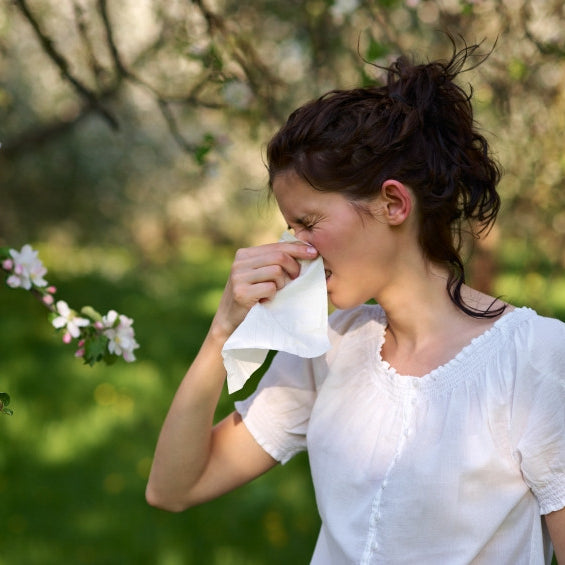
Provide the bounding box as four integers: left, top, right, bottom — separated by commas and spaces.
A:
6, 275, 21, 288
52, 300, 90, 338
7, 244, 48, 289
2, 258, 13, 271
102, 310, 139, 362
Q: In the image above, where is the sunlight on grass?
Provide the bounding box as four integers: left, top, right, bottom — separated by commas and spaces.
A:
38, 397, 134, 464
213, 546, 263, 565
157, 547, 186, 565
263, 509, 289, 548
0, 244, 319, 564
12, 361, 162, 465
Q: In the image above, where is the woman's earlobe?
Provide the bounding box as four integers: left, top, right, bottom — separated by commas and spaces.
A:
381, 180, 412, 225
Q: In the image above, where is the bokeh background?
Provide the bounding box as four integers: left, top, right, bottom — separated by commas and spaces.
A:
1, 0, 565, 563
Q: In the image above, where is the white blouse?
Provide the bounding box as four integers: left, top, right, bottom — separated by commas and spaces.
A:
235, 305, 565, 564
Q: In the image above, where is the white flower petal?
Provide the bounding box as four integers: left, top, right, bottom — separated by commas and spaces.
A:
52, 316, 68, 329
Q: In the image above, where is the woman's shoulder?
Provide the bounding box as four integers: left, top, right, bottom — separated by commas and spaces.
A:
500, 307, 565, 376
508, 307, 565, 346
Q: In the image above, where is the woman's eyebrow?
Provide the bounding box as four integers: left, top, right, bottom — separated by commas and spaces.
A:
293, 215, 315, 225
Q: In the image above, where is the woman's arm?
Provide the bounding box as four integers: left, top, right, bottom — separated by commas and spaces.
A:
145, 241, 318, 512
545, 508, 565, 564
145, 327, 277, 511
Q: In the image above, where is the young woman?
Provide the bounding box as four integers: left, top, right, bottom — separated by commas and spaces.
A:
146, 41, 565, 563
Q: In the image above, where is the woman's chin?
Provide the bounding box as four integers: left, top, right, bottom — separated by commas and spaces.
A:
328, 292, 367, 311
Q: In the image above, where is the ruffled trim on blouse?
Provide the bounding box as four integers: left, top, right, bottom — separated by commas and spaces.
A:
368, 306, 537, 399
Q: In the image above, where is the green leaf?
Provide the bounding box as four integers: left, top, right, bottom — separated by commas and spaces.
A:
0, 247, 11, 260
0, 392, 13, 416
84, 335, 110, 366
194, 133, 215, 165
81, 305, 103, 322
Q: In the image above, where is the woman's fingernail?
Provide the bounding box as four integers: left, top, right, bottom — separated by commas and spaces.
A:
305, 246, 318, 255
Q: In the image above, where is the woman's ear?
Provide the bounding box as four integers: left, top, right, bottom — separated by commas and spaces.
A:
379, 180, 413, 226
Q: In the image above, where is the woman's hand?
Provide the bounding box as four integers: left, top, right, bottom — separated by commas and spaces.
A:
211, 241, 318, 340
146, 240, 318, 512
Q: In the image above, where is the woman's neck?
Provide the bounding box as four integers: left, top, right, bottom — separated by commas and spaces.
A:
375, 264, 508, 376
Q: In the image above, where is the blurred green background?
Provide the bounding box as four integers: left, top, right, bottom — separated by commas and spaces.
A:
1, 0, 565, 563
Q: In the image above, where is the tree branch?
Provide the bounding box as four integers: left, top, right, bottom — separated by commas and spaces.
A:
97, 0, 129, 79
13, 0, 119, 130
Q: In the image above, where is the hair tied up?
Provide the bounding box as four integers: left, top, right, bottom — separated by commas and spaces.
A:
390, 92, 413, 109
267, 34, 503, 318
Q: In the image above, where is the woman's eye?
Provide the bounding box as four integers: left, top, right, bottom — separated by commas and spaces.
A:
287, 218, 317, 233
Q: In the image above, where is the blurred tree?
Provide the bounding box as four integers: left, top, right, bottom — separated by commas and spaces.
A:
0, 0, 564, 273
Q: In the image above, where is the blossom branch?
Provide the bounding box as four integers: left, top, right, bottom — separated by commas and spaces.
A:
1, 244, 140, 414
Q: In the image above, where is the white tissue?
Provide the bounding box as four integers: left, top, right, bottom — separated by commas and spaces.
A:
222, 231, 330, 393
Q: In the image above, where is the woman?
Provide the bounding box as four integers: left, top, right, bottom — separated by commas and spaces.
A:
146, 40, 565, 563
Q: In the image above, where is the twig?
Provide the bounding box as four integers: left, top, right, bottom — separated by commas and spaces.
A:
97, 0, 129, 78
13, 0, 119, 130
73, 0, 108, 90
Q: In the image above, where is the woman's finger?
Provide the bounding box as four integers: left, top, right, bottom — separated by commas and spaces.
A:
233, 242, 318, 281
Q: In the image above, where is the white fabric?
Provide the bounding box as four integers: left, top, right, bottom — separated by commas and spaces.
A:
235, 305, 565, 564
222, 231, 330, 394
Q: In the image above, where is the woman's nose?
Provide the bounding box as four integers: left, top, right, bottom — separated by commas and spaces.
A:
293, 228, 312, 245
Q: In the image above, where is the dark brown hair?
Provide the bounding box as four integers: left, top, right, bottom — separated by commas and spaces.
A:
267, 39, 503, 318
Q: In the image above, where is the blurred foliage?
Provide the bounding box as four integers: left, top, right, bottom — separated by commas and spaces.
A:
0, 241, 320, 564
1, 0, 565, 563
1, 0, 564, 267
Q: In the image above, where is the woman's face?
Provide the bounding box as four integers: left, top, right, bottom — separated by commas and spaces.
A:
272, 170, 400, 310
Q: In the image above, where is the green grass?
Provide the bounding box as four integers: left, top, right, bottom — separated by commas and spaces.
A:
0, 241, 319, 565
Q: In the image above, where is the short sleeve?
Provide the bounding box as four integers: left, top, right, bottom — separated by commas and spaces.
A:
234, 304, 378, 465
235, 351, 317, 464
510, 315, 565, 514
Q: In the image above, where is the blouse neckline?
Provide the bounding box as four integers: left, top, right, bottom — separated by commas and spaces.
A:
371, 306, 535, 396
